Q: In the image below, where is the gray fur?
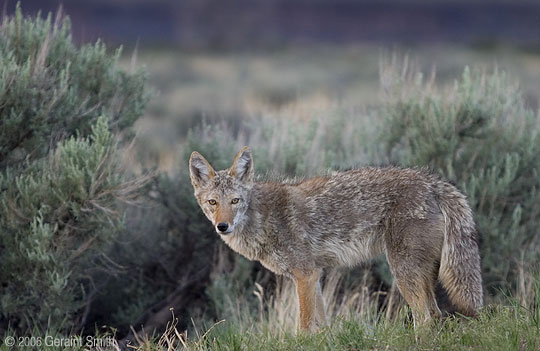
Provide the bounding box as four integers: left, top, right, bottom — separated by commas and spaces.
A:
189, 148, 483, 330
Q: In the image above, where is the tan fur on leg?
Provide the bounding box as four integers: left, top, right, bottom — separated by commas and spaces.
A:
293, 270, 320, 332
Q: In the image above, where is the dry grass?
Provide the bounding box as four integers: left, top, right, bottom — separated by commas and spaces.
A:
124, 46, 540, 174
129, 268, 402, 350
127, 270, 539, 351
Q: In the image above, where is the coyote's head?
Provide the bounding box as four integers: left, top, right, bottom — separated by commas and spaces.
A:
189, 147, 254, 235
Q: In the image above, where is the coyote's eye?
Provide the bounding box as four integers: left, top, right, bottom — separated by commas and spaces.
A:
231, 198, 240, 204
208, 199, 217, 205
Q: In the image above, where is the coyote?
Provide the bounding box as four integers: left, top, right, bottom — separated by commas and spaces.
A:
189, 147, 483, 331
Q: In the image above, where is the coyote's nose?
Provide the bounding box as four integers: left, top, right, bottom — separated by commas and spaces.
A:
216, 222, 229, 233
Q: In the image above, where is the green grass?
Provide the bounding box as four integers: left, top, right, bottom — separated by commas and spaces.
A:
2, 300, 537, 351
141, 303, 539, 351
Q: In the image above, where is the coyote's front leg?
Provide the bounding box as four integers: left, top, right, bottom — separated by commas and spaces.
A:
293, 269, 325, 332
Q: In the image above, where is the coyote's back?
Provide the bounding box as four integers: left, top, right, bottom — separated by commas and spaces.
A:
189, 147, 483, 331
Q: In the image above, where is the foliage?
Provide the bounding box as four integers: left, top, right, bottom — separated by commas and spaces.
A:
0, 4, 148, 168
0, 5, 148, 334
379, 62, 540, 293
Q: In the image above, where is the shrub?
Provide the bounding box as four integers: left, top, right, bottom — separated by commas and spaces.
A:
0, 4, 147, 167
0, 5, 148, 333
379, 62, 540, 294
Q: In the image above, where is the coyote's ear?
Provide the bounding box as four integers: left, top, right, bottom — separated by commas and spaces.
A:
229, 146, 254, 182
189, 151, 216, 188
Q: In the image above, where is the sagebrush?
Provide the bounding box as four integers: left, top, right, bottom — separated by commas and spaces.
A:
0, 5, 148, 334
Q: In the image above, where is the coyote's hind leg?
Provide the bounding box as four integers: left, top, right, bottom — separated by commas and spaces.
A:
386, 220, 443, 326
315, 280, 327, 327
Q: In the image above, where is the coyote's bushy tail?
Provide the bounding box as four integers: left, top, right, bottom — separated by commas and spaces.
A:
436, 182, 483, 317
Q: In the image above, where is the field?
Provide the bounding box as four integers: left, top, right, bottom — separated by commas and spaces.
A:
127, 45, 540, 174
117, 45, 540, 350
1, 9, 540, 350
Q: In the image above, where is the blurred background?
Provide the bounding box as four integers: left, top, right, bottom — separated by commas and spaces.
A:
8, 0, 540, 172
2, 0, 540, 345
